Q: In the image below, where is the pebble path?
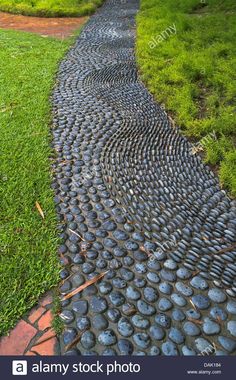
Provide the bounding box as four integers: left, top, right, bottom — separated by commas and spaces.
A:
52, 0, 236, 355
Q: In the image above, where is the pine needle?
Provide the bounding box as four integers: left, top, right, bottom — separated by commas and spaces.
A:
187, 317, 203, 325
35, 201, 44, 219
65, 329, 87, 351
62, 271, 108, 301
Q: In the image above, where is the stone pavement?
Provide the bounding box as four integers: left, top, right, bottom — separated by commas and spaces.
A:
1, 0, 236, 356
51, 0, 236, 355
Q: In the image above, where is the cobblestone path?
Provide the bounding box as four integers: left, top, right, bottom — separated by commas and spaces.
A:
52, 0, 236, 356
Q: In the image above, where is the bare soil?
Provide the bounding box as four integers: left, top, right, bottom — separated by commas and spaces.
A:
0, 11, 88, 38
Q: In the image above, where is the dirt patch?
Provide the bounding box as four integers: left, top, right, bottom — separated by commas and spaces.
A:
0, 11, 88, 38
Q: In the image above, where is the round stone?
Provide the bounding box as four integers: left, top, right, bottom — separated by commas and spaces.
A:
159, 282, 173, 295
182, 346, 197, 356
109, 291, 125, 306
125, 240, 139, 251
92, 314, 108, 330
208, 288, 227, 303
102, 349, 117, 356
144, 287, 159, 303
176, 268, 192, 280
81, 331, 96, 349
102, 220, 117, 231
137, 300, 156, 316
160, 269, 176, 282
118, 317, 134, 337
203, 318, 221, 335
126, 286, 141, 300
191, 294, 210, 310
60, 310, 75, 324
107, 308, 121, 323
112, 277, 126, 289
169, 327, 185, 344
134, 278, 146, 288
90, 296, 108, 313
162, 341, 178, 356
227, 300, 236, 314
113, 230, 128, 241
72, 274, 85, 287
76, 316, 90, 331
149, 325, 165, 340
83, 284, 97, 296
132, 314, 150, 329
63, 328, 77, 345
133, 247, 149, 262
133, 333, 151, 349
120, 268, 134, 281
210, 306, 227, 321
172, 308, 185, 321
99, 281, 113, 295
183, 321, 201, 336
171, 293, 187, 307
175, 282, 193, 297
146, 272, 160, 283
164, 259, 177, 270
158, 298, 173, 311
149, 346, 160, 355
72, 300, 88, 315
185, 309, 201, 320
218, 336, 236, 353
117, 339, 133, 355
227, 321, 236, 337
135, 263, 147, 274
155, 313, 171, 328
190, 276, 209, 290
82, 262, 95, 274
98, 330, 117, 346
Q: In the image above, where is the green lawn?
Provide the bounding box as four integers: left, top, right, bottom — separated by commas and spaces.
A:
0, 29, 77, 336
0, 0, 103, 17
137, 0, 236, 196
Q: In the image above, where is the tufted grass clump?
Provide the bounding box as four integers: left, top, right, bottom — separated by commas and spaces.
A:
137, 0, 236, 196
0, 0, 104, 17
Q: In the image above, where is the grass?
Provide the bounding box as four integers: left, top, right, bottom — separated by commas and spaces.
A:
137, 0, 236, 196
0, 0, 103, 17
0, 28, 79, 336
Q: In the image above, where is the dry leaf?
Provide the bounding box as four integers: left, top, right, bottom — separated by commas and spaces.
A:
191, 270, 200, 278
65, 329, 87, 351
62, 271, 108, 301
124, 308, 136, 316
187, 317, 203, 325
189, 299, 197, 311
35, 201, 44, 219
215, 243, 236, 255
216, 316, 223, 325
68, 228, 85, 241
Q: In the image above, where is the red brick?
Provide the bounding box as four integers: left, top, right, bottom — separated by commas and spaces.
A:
37, 310, 53, 331
25, 351, 37, 356
36, 329, 56, 344
0, 320, 37, 355
28, 306, 46, 324
39, 293, 53, 307
31, 337, 57, 356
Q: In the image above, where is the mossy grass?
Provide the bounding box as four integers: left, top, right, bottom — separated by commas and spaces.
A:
137, 0, 236, 196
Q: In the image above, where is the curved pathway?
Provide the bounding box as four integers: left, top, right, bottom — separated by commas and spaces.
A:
52, 0, 236, 355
